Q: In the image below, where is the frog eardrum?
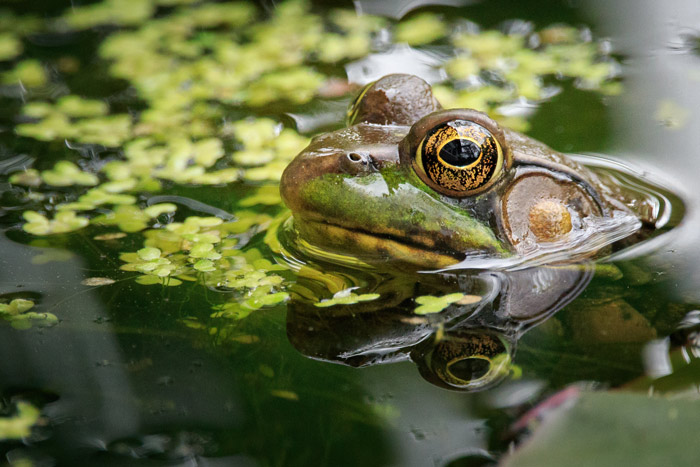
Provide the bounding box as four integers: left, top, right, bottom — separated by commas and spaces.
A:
403, 109, 512, 197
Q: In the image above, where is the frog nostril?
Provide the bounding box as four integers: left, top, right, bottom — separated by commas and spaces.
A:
347, 152, 364, 163
340, 151, 375, 174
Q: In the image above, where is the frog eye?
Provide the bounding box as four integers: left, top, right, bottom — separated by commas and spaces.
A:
411, 330, 512, 391
413, 118, 506, 197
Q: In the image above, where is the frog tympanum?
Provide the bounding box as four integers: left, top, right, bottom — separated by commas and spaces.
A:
280, 74, 669, 269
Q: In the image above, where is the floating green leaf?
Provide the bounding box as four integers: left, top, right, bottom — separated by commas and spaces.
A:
0, 402, 41, 440
1, 59, 47, 87
23, 210, 89, 235
0, 32, 22, 61
41, 161, 99, 187
9, 169, 42, 187
315, 288, 380, 307
395, 13, 446, 45
62, 0, 156, 29
0, 299, 58, 329
414, 293, 465, 315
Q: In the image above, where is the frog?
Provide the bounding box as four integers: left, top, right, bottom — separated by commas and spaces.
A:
280, 74, 669, 269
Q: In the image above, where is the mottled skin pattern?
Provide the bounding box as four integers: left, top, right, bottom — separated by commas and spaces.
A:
280, 74, 658, 267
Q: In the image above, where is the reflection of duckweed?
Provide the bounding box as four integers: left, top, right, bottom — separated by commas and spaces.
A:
0, 299, 58, 330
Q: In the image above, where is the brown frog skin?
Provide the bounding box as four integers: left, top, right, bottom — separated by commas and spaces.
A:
280, 74, 658, 269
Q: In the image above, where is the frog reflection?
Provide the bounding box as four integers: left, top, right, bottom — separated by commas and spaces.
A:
280, 74, 669, 269
286, 265, 592, 391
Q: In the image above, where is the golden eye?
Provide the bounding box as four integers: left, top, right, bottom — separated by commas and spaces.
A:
414, 119, 505, 196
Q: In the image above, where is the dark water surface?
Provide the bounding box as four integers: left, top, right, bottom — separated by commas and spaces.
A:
1, 0, 699, 466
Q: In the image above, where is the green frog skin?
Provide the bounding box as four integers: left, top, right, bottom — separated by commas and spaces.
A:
280, 74, 657, 269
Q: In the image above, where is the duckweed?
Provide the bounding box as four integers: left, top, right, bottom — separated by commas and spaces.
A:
23, 210, 89, 235
62, 0, 156, 29
0, 401, 41, 440
414, 293, 466, 314
655, 99, 690, 130
0, 33, 22, 61
394, 13, 446, 45
0, 299, 58, 330
315, 288, 381, 307
93, 205, 167, 232
41, 161, 99, 187
9, 169, 42, 187
1, 60, 48, 88
2, 0, 623, 330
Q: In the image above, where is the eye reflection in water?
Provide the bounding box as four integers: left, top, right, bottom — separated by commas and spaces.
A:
286, 264, 593, 391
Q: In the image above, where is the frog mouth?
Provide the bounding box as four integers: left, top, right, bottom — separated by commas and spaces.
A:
294, 219, 464, 269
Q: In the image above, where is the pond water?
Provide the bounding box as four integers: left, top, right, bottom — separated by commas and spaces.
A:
1, 0, 699, 465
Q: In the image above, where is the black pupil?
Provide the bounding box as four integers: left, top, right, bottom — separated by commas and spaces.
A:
438, 138, 481, 167
448, 357, 490, 381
